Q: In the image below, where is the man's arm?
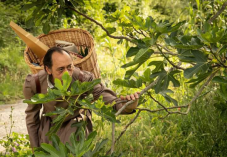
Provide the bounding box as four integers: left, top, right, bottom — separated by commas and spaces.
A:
23, 74, 42, 148
77, 70, 137, 114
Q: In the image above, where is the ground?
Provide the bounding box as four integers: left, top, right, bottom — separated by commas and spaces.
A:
0, 100, 28, 152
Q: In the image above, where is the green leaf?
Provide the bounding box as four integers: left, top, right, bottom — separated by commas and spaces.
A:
142, 68, 151, 82
41, 143, 60, 156
151, 70, 181, 93
106, 27, 116, 34
46, 116, 65, 137
124, 63, 141, 80
126, 47, 140, 58
59, 0, 65, 7
70, 0, 78, 7
113, 78, 143, 88
25, 17, 34, 28
218, 45, 227, 55
34, 151, 50, 157
160, 90, 178, 106
92, 139, 108, 154
51, 134, 60, 151
148, 61, 164, 72
165, 36, 203, 49
71, 121, 86, 128
212, 76, 227, 84
62, 72, 72, 91
165, 21, 185, 33
55, 79, 63, 90
145, 16, 153, 30
43, 22, 51, 34
59, 142, 68, 157
134, 48, 154, 61
197, 26, 225, 43
187, 72, 212, 88
184, 51, 209, 79
122, 48, 153, 79
21, 3, 36, 11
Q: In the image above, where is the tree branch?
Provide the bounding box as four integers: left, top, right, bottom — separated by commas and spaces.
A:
67, 6, 133, 42
209, 1, 227, 23
116, 110, 141, 142
153, 51, 178, 56
111, 123, 115, 154
185, 70, 218, 114
156, 44, 185, 70
115, 78, 160, 116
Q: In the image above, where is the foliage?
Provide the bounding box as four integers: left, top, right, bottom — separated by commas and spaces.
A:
1, 0, 227, 156
0, 44, 29, 104
34, 127, 110, 157
18, 0, 227, 108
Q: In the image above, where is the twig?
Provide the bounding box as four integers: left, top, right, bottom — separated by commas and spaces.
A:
67, 6, 133, 42
147, 91, 170, 113
106, 110, 141, 155
136, 105, 188, 112
157, 44, 175, 54
115, 110, 141, 143
139, 29, 148, 37
208, 46, 227, 68
153, 51, 178, 56
110, 78, 159, 154
115, 78, 160, 116
132, 26, 146, 37
156, 44, 185, 70
209, 1, 227, 23
127, 34, 138, 40
185, 70, 218, 114
111, 123, 115, 154
159, 113, 170, 119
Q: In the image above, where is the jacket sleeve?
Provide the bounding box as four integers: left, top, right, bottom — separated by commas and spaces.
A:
23, 74, 42, 148
77, 69, 135, 114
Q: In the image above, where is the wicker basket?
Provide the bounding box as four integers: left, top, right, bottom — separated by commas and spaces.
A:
24, 28, 100, 78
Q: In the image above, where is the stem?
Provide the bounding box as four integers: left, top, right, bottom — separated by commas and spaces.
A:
111, 123, 115, 154
115, 78, 160, 116
209, 46, 227, 68
185, 70, 218, 114
156, 44, 185, 70
74, 94, 81, 106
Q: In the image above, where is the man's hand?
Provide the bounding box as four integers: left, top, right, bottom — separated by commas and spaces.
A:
120, 92, 140, 113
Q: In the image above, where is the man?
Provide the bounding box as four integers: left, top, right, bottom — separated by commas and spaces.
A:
23, 47, 140, 148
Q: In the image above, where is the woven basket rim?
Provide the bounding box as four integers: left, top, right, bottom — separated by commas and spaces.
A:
24, 28, 96, 68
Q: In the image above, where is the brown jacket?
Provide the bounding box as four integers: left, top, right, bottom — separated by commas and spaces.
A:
23, 67, 133, 148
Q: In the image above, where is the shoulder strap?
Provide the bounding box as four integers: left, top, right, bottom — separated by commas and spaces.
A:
34, 74, 41, 93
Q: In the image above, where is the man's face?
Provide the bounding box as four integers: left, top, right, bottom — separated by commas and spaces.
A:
45, 51, 74, 81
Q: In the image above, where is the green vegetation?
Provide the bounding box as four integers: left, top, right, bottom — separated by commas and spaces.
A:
0, 0, 227, 156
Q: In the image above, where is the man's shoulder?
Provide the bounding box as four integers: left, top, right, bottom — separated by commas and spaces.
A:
72, 67, 94, 82
24, 70, 47, 88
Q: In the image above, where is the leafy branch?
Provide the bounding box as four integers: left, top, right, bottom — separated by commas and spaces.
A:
208, 1, 227, 23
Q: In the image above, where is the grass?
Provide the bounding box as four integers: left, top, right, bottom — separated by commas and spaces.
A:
93, 44, 227, 156
91, 89, 227, 157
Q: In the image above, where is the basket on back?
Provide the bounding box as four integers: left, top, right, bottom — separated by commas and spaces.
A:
24, 28, 100, 78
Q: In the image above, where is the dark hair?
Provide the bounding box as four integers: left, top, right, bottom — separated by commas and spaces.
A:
43, 47, 71, 71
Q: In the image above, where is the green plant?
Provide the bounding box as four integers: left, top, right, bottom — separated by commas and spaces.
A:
34, 126, 109, 157
0, 107, 32, 157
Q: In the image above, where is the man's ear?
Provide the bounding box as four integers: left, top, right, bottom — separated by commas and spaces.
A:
45, 66, 52, 75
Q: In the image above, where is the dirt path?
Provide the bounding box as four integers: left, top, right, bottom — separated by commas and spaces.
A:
0, 100, 28, 152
